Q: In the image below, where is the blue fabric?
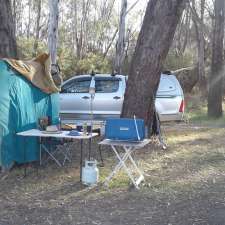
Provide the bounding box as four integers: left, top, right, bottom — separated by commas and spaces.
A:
105, 118, 145, 141
0, 60, 59, 168
68, 130, 80, 136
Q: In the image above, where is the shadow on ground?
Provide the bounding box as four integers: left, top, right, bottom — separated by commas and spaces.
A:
1, 124, 225, 225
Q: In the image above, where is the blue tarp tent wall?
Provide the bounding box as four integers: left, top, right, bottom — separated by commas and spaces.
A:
0, 60, 59, 168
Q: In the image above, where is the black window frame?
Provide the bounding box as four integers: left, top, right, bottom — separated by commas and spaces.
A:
61, 77, 92, 93
94, 77, 121, 93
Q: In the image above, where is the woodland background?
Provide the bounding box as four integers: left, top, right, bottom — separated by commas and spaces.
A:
1, 0, 225, 119
10, 0, 211, 81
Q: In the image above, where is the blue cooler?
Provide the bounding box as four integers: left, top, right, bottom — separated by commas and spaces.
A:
105, 118, 145, 141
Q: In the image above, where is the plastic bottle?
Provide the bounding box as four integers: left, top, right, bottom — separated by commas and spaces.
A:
58, 117, 61, 130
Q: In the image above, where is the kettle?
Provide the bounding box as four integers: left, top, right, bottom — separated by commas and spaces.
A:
82, 160, 99, 186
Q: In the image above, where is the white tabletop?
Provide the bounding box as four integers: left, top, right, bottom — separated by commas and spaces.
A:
99, 139, 150, 148
17, 129, 98, 139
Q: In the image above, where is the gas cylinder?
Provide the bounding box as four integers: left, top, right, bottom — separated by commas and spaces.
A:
82, 160, 99, 186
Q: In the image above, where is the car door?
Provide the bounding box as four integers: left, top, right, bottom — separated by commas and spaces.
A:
60, 77, 91, 120
92, 76, 124, 119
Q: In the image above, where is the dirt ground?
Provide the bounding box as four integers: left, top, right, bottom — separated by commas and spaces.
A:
0, 123, 225, 225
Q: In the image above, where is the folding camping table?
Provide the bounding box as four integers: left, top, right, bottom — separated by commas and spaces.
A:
17, 129, 98, 180
99, 139, 150, 189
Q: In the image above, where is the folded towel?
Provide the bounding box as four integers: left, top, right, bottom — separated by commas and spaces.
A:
4, 53, 62, 94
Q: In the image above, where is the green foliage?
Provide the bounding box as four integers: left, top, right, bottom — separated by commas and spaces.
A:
164, 50, 194, 71
17, 37, 112, 80
185, 95, 225, 126
57, 45, 77, 79
58, 50, 112, 80
75, 53, 112, 76
17, 37, 47, 59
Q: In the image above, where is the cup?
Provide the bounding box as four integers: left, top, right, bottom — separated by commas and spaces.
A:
76, 125, 83, 132
87, 125, 92, 133
38, 117, 49, 130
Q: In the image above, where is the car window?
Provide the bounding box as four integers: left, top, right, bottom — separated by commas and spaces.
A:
157, 75, 176, 92
95, 77, 120, 93
61, 78, 91, 93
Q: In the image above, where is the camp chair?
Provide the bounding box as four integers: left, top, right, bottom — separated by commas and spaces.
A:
40, 137, 72, 167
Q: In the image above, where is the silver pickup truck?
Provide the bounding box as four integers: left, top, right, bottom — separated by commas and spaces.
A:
59, 73, 184, 124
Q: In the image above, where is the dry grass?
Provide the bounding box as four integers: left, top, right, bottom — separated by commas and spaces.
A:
1, 125, 225, 197
1, 123, 225, 224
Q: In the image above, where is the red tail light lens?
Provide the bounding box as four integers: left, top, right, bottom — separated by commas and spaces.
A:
179, 99, 185, 112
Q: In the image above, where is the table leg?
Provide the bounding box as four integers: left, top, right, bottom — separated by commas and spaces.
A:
88, 138, 91, 160
80, 139, 83, 182
98, 145, 104, 166
104, 145, 130, 185
42, 145, 62, 167
125, 146, 144, 178
23, 136, 27, 177
113, 147, 137, 188
39, 137, 42, 166
104, 145, 144, 189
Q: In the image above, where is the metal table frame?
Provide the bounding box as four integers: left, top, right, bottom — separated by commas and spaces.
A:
99, 139, 150, 189
17, 129, 98, 180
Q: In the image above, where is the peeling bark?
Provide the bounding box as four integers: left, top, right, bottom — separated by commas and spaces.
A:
208, 0, 225, 118
0, 0, 17, 58
48, 0, 59, 64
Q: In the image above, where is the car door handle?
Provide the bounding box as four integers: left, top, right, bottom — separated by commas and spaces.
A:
113, 96, 121, 100
82, 96, 90, 99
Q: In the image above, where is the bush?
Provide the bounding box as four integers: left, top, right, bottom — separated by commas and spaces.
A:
76, 53, 112, 75
17, 38, 112, 80
17, 37, 47, 59
58, 51, 112, 80
164, 50, 194, 71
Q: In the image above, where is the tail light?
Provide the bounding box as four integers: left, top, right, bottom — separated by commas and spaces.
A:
179, 99, 185, 112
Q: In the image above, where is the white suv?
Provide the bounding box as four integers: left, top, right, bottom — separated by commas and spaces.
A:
60, 73, 184, 123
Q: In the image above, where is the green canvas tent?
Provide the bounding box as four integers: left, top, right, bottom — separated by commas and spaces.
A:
0, 60, 59, 168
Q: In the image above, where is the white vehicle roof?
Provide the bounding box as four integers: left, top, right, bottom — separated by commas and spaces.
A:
63, 73, 183, 96
64, 74, 125, 83
157, 74, 183, 96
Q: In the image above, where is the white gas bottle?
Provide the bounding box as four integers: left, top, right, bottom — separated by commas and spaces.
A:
82, 160, 99, 186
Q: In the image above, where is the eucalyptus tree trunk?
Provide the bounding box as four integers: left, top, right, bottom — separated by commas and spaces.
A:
103, 28, 118, 59
33, 0, 42, 57
72, 0, 78, 56
191, 0, 206, 96
0, 0, 17, 58
208, 0, 225, 118
181, 7, 191, 54
81, 0, 91, 58
27, 0, 32, 39
114, 0, 127, 73
12, 0, 16, 33
48, 0, 59, 64
198, 0, 206, 94
122, 0, 187, 132
175, 7, 191, 55
74, 0, 91, 59
15, 0, 23, 36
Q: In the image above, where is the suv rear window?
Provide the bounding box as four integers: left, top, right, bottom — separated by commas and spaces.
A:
157, 75, 176, 92
95, 77, 120, 93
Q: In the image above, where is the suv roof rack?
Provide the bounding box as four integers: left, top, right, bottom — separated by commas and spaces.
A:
162, 70, 172, 75
111, 70, 118, 76
90, 70, 95, 76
